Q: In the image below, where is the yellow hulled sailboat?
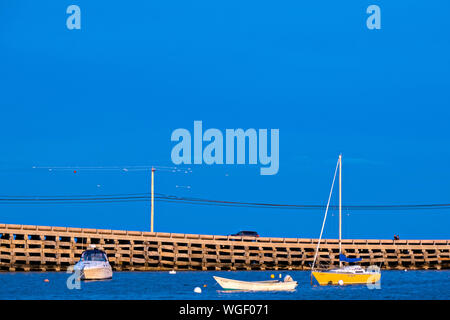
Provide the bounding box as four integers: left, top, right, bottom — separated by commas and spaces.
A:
311, 155, 381, 286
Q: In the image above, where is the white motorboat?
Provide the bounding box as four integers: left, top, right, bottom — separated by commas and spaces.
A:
213, 275, 297, 291
74, 248, 113, 280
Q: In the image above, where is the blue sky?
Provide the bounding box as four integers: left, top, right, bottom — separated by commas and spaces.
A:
0, 1, 449, 239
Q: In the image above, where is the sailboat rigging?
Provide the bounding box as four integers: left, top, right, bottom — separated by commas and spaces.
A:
311, 155, 381, 286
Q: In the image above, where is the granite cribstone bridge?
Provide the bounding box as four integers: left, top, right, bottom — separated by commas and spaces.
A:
0, 223, 449, 272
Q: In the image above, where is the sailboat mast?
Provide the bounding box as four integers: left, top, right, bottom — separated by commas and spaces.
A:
339, 154, 342, 267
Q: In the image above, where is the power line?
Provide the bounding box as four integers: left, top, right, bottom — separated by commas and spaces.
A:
0, 193, 449, 211
31, 165, 192, 173
0, 193, 151, 198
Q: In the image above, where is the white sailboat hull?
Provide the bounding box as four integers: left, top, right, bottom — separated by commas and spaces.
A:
213, 276, 297, 291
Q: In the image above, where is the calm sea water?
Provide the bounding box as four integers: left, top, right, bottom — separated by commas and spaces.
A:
0, 270, 448, 300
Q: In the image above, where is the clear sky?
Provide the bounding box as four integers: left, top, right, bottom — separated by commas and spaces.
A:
1, 1, 449, 239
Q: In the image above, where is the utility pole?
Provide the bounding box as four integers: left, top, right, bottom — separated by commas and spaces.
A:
151, 167, 155, 232
339, 154, 342, 268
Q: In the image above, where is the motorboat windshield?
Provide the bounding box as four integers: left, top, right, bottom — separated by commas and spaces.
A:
81, 249, 108, 262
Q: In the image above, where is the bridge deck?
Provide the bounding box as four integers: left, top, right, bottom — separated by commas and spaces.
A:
1, 223, 449, 271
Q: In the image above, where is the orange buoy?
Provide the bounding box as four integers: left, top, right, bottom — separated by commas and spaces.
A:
44, 279, 49, 283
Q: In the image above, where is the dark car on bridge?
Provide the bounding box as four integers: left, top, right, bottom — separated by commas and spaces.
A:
229, 231, 260, 238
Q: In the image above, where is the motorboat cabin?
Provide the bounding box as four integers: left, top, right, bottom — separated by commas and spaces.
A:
74, 247, 113, 280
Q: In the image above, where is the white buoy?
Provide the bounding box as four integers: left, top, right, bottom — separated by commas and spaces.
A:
404, 269, 408, 272
194, 287, 202, 293
338, 280, 344, 286
169, 270, 176, 274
